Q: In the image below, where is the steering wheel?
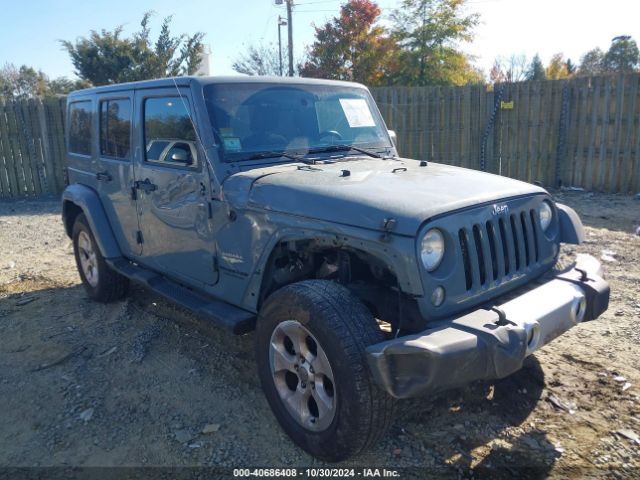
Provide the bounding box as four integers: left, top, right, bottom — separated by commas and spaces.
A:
317, 130, 343, 143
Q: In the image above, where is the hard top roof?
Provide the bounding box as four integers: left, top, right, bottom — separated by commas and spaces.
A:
67, 76, 368, 98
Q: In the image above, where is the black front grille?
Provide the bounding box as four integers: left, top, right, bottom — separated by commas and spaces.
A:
459, 209, 541, 291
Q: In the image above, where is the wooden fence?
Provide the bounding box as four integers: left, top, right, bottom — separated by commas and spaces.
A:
0, 97, 66, 198
0, 74, 639, 198
372, 73, 640, 193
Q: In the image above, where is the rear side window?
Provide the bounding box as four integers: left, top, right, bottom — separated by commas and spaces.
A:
144, 96, 197, 167
100, 99, 131, 159
68, 101, 92, 156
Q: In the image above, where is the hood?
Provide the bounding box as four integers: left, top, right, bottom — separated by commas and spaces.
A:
224, 159, 546, 236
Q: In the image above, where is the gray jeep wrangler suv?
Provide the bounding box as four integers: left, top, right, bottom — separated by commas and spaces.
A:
61, 76, 609, 461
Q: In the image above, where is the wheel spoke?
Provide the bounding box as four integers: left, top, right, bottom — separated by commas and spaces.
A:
79, 234, 90, 253
278, 322, 310, 359
270, 341, 297, 373
312, 382, 334, 419
311, 348, 333, 379
281, 387, 312, 425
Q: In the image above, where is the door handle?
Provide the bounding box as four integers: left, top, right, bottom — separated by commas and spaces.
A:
134, 178, 157, 193
96, 171, 112, 182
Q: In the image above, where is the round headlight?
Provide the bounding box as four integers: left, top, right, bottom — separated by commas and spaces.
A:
421, 228, 445, 271
539, 201, 553, 231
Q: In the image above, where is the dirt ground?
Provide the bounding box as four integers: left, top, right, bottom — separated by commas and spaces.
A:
0, 191, 638, 478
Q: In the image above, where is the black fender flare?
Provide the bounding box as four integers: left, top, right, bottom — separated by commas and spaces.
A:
557, 203, 585, 245
61, 184, 122, 259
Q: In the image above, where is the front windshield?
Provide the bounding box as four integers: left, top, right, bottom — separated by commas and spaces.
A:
203, 83, 392, 162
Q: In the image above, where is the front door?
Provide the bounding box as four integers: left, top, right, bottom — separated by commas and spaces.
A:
95, 94, 141, 256
133, 88, 218, 286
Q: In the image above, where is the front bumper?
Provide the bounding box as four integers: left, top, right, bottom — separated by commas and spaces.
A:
366, 254, 610, 399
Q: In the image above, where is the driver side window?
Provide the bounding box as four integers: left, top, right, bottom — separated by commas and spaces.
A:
144, 96, 198, 168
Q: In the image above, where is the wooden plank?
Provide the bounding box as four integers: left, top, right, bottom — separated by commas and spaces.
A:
519, 81, 530, 181
429, 86, 436, 161
628, 76, 640, 193
564, 80, 580, 187
454, 86, 462, 166
49, 97, 67, 190
634, 91, 640, 192
548, 80, 560, 187
447, 87, 456, 165
462, 85, 471, 168
5, 101, 29, 196
440, 86, 449, 164
507, 83, 519, 178
27, 99, 45, 193
488, 84, 498, 174
607, 75, 625, 192
399, 87, 408, 157
0, 105, 12, 197
529, 81, 542, 184
22, 99, 44, 195
434, 87, 447, 163
447, 86, 455, 165
594, 76, 612, 191
13, 100, 38, 195
36, 99, 57, 194
622, 75, 640, 193
412, 88, 420, 159
584, 77, 601, 189
572, 78, 590, 187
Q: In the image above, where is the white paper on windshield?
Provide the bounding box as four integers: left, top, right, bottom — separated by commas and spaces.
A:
339, 98, 376, 128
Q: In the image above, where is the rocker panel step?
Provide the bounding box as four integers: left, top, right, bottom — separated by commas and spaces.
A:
108, 258, 256, 334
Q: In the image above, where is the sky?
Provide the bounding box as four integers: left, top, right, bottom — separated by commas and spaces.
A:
0, 0, 638, 80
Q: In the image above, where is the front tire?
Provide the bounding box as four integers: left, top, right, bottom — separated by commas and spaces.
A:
72, 213, 129, 302
256, 280, 394, 461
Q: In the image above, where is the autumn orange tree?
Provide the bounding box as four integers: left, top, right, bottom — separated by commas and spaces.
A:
300, 0, 398, 86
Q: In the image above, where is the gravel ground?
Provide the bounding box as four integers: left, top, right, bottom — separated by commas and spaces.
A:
0, 191, 638, 478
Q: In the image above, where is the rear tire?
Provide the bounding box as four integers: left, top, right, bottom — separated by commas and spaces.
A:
72, 213, 129, 302
256, 280, 394, 461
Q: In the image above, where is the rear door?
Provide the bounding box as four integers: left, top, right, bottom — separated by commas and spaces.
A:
133, 87, 218, 286
95, 93, 141, 256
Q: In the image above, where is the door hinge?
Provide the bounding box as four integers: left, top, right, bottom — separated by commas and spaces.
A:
136, 230, 144, 245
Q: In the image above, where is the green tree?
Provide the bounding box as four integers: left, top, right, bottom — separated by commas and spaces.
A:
526, 54, 546, 81
233, 43, 298, 76
565, 58, 576, 75
0, 64, 48, 100
390, 0, 480, 86
602, 35, 639, 73
47, 77, 91, 96
577, 48, 605, 77
546, 53, 570, 80
61, 12, 205, 86
300, 0, 397, 85
0, 63, 89, 101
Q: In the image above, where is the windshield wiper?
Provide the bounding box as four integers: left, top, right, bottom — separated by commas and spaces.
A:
309, 144, 392, 159
240, 150, 315, 164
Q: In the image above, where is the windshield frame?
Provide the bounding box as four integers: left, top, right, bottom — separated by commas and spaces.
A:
202, 81, 394, 164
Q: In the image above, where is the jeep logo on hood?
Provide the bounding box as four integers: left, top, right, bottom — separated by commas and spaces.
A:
492, 204, 509, 216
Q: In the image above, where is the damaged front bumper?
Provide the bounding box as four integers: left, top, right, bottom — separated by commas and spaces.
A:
366, 254, 610, 399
